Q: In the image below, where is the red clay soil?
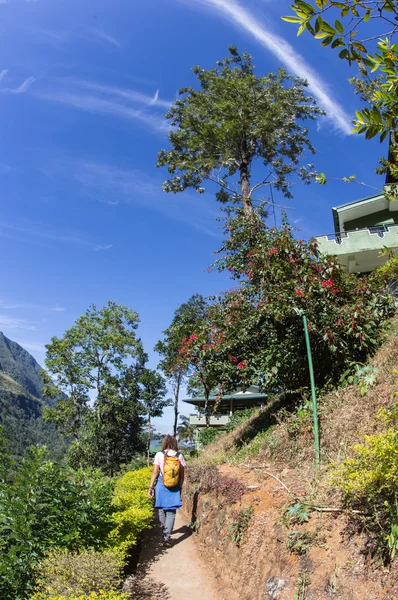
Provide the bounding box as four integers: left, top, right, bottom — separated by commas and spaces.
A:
181, 464, 398, 600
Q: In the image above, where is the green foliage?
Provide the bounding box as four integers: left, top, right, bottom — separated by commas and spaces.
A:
287, 530, 317, 555
0, 435, 114, 600
225, 407, 260, 432
30, 549, 124, 598
283, 1, 398, 182
340, 362, 380, 396
108, 467, 154, 557
229, 506, 254, 546
372, 255, 398, 288
43, 301, 147, 474
30, 592, 127, 600
332, 402, 398, 559
177, 415, 197, 445
155, 294, 208, 436
158, 47, 324, 217
177, 219, 395, 403
0, 333, 67, 459
138, 368, 169, 463
283, 502, 311, 526
198, 427, 223, 448
387, 522, 398, 560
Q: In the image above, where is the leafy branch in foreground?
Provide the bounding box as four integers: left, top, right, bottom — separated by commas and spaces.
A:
283, 1, 398, 184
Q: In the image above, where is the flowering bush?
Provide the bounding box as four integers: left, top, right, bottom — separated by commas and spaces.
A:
176, 216, 396, 402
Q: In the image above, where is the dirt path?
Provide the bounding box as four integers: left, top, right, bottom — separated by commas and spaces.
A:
125, 511, 222, 600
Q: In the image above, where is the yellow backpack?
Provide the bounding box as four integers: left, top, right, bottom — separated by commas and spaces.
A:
162, 451, 181, 488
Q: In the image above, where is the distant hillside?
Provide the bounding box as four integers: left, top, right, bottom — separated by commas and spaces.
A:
0, 332, 44, 401
0, 332, 67, 459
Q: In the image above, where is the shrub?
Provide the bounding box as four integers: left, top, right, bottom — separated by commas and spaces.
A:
225, 407, 260, 432
30, 593, 127, 600
187, 465, 246, 505
371, 255, 398, 290
332, 402, 398, 559
198, 428, 222, 447
0, 438, 114, 600
229, 506, 254, 546
30, 549, 124, 598
109, 467, 153, 557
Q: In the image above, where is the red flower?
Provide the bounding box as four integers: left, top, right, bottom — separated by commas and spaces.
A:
267, 247, 278, 256
189, 334, 197, 341
237, 361, 247, 369
322, 279, 334, 288
331, 288, 339, 294
295, 289, 305, 297
229, 355, 238, 363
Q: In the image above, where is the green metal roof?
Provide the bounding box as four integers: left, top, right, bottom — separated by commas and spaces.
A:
183, 392, 268, 405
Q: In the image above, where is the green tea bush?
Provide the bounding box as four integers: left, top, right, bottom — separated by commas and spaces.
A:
109, 467, 153, 557
332, 403, 398, 559
0, 434, 114, 600
29, 549, 124, 599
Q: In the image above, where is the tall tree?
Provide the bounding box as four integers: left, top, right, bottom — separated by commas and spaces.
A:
177, 415, 196, 445
43, 301, 145, 473
283, 1, 398, 184
138, 368, 169, 465
155, 294, 208, 436
157, 47, 324, 218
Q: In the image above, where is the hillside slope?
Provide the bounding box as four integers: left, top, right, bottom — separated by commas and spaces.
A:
0, 332, 66, 458
184, 316, 398, 600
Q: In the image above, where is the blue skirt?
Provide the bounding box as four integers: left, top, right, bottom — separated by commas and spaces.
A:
154, 478, 182, 510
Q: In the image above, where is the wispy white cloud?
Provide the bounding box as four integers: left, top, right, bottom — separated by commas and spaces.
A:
12, 76, 37, 93
187, 0, 352, 135
37, 90, 169, 131
94, 244, 113, 251
0, 315, 36, 331
89, 28, 120, 47
34, 78, 171, 132
0, 219, 111, 251
47, 158, 220, 237
36, 27, 121, 48
0, 300, 65, 312
69, 79, 172, 110
0, 73, 37, 94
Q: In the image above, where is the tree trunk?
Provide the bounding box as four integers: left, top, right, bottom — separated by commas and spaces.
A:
147, 417, 151, 466
173, 374, 181, 437
204, 388, 210, 428
240, 160, 254, 217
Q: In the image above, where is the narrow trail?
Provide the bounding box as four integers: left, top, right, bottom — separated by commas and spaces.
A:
125, 512, 222, 600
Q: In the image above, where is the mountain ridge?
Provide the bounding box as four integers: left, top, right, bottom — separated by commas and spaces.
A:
0, 332, 66, 458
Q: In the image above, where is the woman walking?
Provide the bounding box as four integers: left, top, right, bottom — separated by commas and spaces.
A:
149, 434, 186, 547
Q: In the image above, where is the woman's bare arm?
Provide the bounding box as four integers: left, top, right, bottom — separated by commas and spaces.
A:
148, 464, 160, 497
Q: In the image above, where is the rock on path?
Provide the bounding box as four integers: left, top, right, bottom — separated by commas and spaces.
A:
125, 511, 221, 600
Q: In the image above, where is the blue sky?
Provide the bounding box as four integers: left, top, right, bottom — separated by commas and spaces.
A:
0, 0, 387, 432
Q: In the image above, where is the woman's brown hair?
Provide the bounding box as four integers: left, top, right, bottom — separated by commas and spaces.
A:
161, 434, 178, 452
